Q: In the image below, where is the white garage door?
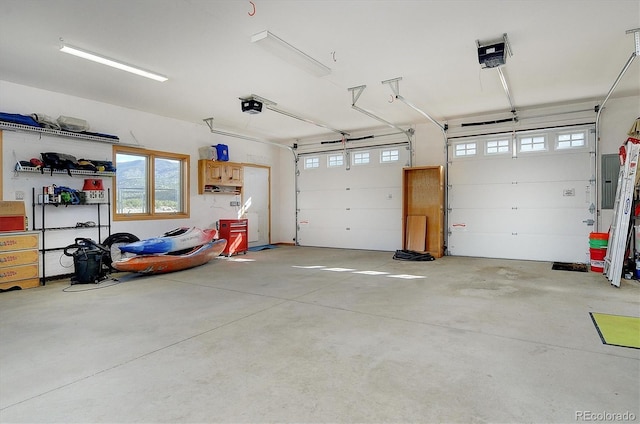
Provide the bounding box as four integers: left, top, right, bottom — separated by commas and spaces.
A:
447, 125, 595, 262
297, 142, 410, 251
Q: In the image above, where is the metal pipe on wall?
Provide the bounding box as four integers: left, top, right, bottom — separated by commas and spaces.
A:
594, 50, 638, 231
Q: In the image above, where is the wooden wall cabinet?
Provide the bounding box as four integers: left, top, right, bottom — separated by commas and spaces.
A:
198, 160, 243, 194
402, 166, 445, 258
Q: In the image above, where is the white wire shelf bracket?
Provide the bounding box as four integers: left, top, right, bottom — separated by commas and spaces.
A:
14, 164, 116, 177
0, 121, 120, 144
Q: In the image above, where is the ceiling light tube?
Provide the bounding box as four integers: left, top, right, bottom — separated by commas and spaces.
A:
60, 45, 168, 82
251, 30, 331, 77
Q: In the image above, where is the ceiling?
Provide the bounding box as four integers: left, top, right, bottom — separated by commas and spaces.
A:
1, 0, 639, 143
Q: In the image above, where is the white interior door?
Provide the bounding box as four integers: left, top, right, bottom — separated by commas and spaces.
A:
447, 126, 595, 262
242, 165, 270, 247
297, 144, 409, 251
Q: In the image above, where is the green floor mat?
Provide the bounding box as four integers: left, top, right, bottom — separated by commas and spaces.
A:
590, 312, 640, 349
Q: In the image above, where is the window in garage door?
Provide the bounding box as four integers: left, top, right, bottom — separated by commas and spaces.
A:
447, 125, 595, 262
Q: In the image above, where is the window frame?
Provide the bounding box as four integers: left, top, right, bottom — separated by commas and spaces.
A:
304, 156, 320, 169
556, 131, 587, 150
518, 134, 547, 153
352, 151, 370, 166
327, 154, 344, 168
485, 138, 510, 155
454, 142, 477, 157
380, 149, 400, 163
112, 145, 190, 221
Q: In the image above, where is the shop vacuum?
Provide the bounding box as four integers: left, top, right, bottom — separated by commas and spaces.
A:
63, 238, 110, 284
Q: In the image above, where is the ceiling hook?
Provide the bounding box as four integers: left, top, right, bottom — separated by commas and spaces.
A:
248, 1, 256, 16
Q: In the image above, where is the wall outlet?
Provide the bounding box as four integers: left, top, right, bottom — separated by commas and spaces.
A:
15, 191, 24, 200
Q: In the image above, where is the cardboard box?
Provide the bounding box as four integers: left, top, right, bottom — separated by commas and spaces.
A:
0, 201, 26, 216
0, 201, 26, 232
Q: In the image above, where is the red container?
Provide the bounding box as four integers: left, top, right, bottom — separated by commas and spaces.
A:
218, 219, 248, 256
0, 216, 26, 232
589, 247, 607, 272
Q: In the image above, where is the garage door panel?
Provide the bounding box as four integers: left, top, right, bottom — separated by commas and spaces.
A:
298, 209, 346, 229
449, 232, 588, 262
448, 233, 522, 259
298, 189, 352, 209
347, 209, 401, 231
515, 152, 591, 182
448, 209, 520, 233
344, 188, 403, 209
448, 125, 594, 261
512, 181, 591, 208
513, 209, 591, 236
340, 228, 400, 251
297, 144, 407, 250
448, 157, 519, 184
449, 183, 518, 209
346, 166, 403, 187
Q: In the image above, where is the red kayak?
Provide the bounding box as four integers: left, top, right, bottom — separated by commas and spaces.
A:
112, 239, 227, 275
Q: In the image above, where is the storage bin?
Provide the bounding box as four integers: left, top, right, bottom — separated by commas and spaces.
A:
216, 144, 229, 161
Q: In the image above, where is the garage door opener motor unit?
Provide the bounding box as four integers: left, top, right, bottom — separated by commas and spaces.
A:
477, 33, 511, 69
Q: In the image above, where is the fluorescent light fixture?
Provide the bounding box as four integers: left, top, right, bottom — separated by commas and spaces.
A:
251, 30, 331, 77
60, 45, 168, 82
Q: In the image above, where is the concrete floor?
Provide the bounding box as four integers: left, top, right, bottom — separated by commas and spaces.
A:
1, 245, 639, 423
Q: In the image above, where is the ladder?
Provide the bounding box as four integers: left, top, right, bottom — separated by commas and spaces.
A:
604, 139, 640, 287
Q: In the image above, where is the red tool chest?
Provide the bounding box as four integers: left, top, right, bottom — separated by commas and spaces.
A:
218, 219, 248, 256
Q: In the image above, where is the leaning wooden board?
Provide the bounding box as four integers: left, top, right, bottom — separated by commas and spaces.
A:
406, 215, 427, 252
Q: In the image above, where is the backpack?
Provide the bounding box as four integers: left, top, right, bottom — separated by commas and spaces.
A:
40, 152, 78, 176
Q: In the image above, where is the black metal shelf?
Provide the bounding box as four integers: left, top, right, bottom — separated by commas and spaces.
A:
32, 187, 111, 284
33, 225, 109, 231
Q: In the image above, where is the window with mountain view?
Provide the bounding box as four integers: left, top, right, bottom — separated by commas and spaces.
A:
112, 145, 190, 220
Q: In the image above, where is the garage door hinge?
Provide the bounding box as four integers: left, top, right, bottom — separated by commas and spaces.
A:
583, 219, 595, 226
512, 232, 518, 236
512, 206, 518, 210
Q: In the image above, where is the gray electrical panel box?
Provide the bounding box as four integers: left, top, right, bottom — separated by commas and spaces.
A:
602, 154, 620, 209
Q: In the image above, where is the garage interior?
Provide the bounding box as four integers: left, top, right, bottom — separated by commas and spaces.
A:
1, 1, 639, 423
